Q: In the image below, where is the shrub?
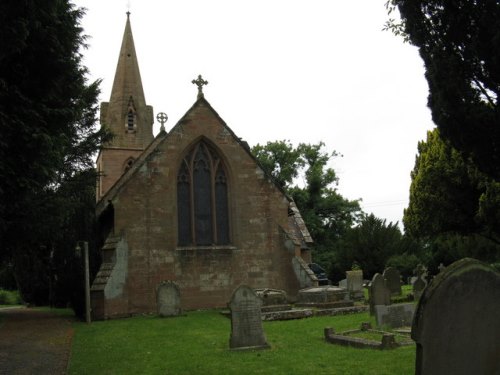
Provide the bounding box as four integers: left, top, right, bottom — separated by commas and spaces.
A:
0, 289, 23, 305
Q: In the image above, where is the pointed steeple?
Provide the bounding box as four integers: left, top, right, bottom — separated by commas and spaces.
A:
100, 12, 153, 149
96, 13, 154, 201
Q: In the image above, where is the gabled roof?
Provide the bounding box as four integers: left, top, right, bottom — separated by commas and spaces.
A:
95, 95, 313, 245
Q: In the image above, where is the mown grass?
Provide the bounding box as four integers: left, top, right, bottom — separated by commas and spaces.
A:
69, 310, 415, 375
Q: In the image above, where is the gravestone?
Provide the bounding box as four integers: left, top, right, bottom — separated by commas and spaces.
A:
156, 280, 182, 317
414, 263, 427, 278
412, 258, 500, 375
383, 267, 402, 296
346, 270, 364, 300
369, 273, 391, 315
412, 276, 426, 301
338, 279, 347, 289
374, 303, 415, 328
229, 285, 270, 350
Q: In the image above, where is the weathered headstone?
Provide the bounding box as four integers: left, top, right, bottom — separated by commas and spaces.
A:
383, 267, 402, 296
229, 285, 270, 350
346, 270, 364, 300
412, 276, 426, 301
412, 258, 500, 375
338, 279, 347, 289
414, 263, 427, 278
369, 273, 391, 315
156, 280, 182, 317
374, 303, 415, 328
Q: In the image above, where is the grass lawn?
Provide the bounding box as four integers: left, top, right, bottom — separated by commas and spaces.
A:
69, 310, 415, 375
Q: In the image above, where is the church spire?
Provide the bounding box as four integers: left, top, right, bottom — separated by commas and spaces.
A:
100, 12, 153, 149
96, 13, 154, 200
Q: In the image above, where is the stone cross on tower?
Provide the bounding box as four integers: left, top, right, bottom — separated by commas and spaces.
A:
156, 112, 168, 133
192, 75, 208, 99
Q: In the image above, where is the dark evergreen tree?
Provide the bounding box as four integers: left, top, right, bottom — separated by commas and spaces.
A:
404, 129, 500, 244
404, 129, 500, 266
385, 0, 500, 180
0, 1, 110, 311
333, 214, 420, 280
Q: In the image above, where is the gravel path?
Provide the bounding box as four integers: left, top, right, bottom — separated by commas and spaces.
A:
0, 307, 74, 375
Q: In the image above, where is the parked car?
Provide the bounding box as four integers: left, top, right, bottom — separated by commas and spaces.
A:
308, 263, 330, 285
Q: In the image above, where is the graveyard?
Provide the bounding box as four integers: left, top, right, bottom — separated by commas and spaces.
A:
65, 259, 499, 374
68, 309, 416, 375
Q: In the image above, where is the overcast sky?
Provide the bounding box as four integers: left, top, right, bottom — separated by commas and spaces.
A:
73, 0, 435, 229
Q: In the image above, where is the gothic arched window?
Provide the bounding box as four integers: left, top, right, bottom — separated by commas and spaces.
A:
177, 141, 230, 246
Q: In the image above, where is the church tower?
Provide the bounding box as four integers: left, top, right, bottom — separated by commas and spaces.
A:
96, 12, 154, 200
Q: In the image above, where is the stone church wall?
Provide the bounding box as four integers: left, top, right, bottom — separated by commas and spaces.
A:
96, 100, 304, 317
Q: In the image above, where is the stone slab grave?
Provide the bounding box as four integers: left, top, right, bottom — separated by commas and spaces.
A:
296, 286, 353, 308
412, 258, 500, 375
229, 285, 270, 350
254, 288, 291, 312
346, 270, 364, 300
156, 280, 182, 317
383, 267, 402, 296
374, 303, 415, 329
368, 273, 390, 315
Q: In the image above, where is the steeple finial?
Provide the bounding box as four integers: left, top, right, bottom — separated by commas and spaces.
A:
192, 75, 208, 99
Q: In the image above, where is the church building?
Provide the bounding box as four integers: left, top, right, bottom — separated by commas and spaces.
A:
91, 13, 317, 320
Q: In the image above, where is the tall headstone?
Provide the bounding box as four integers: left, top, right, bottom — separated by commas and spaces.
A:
412, 276, 426, 301
229, 285, 270, 350
412, 258, 500, 375
346, 270, 364, 300
383, 267, 402, 296
156, 280, 182, 317
369, 273, 391, 315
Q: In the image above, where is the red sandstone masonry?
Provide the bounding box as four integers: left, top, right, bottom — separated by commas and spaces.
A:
93, 99, 313, 318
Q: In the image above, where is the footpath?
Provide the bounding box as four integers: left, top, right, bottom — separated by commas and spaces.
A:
0, 307, 74, 375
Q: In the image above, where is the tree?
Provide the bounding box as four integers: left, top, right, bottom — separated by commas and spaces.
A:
0, 1, 109, 310
404, 129, 500, 265
385, 1, 500, 180
252, 141, 363, 261
404, 129, 500, 242
252, 140, 304, 190
333, 214, 420, 280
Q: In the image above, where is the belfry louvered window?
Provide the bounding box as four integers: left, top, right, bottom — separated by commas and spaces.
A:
177, 141, 230, 246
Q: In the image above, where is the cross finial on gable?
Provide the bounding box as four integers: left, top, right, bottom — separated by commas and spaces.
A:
156, 112, 168, 133
192, 75, 208, 99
